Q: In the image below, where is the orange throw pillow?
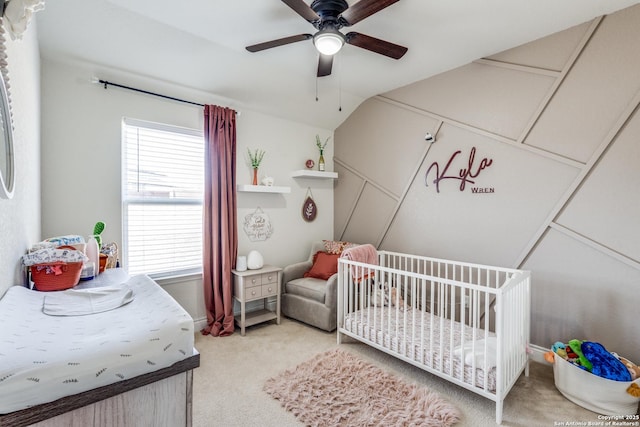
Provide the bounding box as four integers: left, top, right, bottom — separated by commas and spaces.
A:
303, 251, 340, 280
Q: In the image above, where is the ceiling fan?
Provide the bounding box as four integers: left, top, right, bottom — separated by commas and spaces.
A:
246, 0, 408, 77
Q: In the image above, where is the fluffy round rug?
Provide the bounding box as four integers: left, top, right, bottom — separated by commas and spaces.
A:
264, 348, 461, 427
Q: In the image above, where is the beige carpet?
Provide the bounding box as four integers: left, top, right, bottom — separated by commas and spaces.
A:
193, 318, 635, 426
264, 348, 461, 426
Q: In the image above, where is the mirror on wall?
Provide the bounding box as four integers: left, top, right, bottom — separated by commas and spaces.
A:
0, 71, 13, 199
0, 2, 47, 199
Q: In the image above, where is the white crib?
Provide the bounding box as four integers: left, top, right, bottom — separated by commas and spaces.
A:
337, 250, 531, 424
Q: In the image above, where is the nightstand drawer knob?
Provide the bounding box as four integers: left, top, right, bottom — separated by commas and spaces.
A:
251, 278, 257, 284
268, 275, 273, 281
251, 290, 257, 296
267, 287, 272, 292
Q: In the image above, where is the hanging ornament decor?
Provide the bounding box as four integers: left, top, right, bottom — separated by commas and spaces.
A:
243, 207, 273, 241
302, 188, 317, 222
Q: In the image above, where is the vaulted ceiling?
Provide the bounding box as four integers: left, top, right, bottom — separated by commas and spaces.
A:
36, 0, 640, 129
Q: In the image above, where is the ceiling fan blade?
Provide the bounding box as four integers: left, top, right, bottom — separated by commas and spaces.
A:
346, 32, 407, 59
341, 0, 400, 26
317, 54, 333, 77
281, 0, 320, 23
246, 34, 312, 52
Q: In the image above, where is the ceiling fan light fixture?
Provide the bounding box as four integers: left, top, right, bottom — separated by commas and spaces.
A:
313, 29, 345, 55
245, 0, 408, 77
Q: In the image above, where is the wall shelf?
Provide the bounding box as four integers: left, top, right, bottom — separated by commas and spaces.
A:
237, 184, 291, 194
291, 170, 338, 179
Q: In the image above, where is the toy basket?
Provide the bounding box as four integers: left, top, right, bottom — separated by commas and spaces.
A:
31, 261, 83, 291
553, 353, 640, 415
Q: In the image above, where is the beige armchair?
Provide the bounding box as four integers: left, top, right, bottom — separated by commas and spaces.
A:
281, 241, 339, 332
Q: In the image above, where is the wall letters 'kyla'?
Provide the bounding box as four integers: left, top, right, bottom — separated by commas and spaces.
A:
425, 147, 494, 194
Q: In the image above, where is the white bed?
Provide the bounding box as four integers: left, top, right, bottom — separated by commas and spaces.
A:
0, 269, 197, 425
337, 250, 531, 424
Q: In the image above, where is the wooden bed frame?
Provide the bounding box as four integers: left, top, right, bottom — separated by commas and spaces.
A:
0, 352, 199, 427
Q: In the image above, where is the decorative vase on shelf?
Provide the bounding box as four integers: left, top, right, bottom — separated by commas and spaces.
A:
315, 135, 329, 172
252, 168, 258, 185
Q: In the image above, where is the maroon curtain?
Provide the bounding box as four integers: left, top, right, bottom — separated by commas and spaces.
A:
202, 105, 237, 337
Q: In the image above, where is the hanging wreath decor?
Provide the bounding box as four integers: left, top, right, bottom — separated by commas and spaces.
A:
302, 188, 317, 222
243, 207, 273, 241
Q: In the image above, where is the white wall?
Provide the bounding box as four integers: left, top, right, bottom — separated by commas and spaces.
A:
0, 22, 41, 297
40, 57, 334, 324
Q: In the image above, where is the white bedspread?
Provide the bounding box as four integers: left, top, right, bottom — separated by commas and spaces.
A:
0, 273, 194, 414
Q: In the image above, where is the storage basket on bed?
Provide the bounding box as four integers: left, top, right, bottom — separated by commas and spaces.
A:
30, 261, 83, 291
24, 245, 87, 291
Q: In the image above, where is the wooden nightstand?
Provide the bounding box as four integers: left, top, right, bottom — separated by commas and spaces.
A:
232, 265, 282, 336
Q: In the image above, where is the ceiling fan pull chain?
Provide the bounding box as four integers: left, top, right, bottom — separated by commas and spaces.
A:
338, 54, 342, 112
315, 76, 319, 102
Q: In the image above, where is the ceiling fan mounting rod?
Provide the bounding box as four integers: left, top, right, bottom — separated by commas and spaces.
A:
317, 19, 340, 31
310, 0, 349, 29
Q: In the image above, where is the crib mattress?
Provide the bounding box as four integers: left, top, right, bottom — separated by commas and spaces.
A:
344, 307, 497, 392
0, 272, 194, 414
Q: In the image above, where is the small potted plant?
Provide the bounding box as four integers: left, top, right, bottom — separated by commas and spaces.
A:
248, 148, 265, 185
316, 135, 329, 171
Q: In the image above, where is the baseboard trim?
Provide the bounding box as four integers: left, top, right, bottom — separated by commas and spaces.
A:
193, 317, 208, 332
193, 297, 276, 332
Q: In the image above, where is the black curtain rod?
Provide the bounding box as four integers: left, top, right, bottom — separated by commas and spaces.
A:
97, 79, 206, 107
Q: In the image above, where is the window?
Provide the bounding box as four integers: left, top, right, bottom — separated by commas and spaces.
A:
122, 118, 204, 278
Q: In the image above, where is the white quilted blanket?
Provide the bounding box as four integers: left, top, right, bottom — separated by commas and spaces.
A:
0, 274, 194, 414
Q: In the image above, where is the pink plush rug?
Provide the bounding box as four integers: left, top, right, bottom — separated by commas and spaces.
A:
264, 348, 461, 427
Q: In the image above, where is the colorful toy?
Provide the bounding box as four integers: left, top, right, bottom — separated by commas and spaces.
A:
615, 354, 640, 381
627, 383, 640, 398
93, 221, 106, 248
550, 339, 639, 383
569, 339, 593, 371
565, 345, 579, 364
551, 341, 568, 360
581, 341, 631, 382
544, 351, 555, 364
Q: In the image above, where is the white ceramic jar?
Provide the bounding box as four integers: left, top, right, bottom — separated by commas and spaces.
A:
246, 250, 264, 270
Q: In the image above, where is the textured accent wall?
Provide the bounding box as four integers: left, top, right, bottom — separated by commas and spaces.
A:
334, 5, 640, 359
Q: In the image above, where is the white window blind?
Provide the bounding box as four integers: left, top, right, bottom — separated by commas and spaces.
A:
122, 118, 204, 277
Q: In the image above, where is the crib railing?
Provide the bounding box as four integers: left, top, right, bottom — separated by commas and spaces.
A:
337, 251, 531, 425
